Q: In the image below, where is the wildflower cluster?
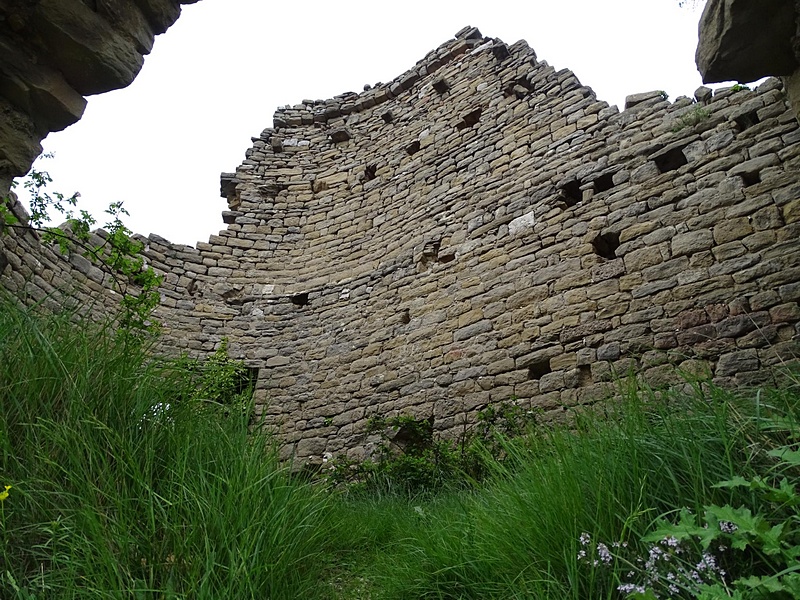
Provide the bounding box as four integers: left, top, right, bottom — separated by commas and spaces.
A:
578, 528, 730, 599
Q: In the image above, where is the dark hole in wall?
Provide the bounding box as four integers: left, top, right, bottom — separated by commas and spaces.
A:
420, 240, 441, 268
291, 292, 310, 307
423, 240, 441, 257
741, 171, 761, 187
392, 415, 435, 451
653, 148, 688, 173
407, 140, 421, 155
560, 180, 583, 207
528, 360, 552, 380
734, 110, 760, 132
593, 172, 615, 194
399, 309, 411, 324
456, 108, 482, 130
438, 253, 456, 264
504, 76, 533, 99
591, 231, 621, 260
382, 111, 394, 123
239, 366, 260, 397
433, 78, 450, 94
0, 251, 8, 275
364, 164, 377, 181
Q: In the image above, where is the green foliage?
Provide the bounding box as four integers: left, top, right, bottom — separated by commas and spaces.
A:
4, 297, 800, 599
673, 106, 712, 132
625, 445, 800, 599
326, 414, 459, 495
183, 338, 255, 418
326, 402, 540, 496
0, 299, 332, 599
730, 84, 751, 93
327, 378, 800, 599
0, 155, 162, 341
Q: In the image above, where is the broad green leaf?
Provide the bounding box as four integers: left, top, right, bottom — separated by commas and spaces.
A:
768, 447, 800, 467
738, 574, 787, 593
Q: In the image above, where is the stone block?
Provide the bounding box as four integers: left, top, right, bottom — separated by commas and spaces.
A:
716, 349, 759, 377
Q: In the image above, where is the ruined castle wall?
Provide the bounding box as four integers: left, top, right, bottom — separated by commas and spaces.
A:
0, 195, 126, 318
138, 28, 800, 463
2, 27, 799, 465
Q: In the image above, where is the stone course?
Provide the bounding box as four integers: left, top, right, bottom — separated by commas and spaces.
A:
2, 27, 800, 464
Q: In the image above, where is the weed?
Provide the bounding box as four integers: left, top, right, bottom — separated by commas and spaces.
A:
0, 300, 332, 599
325, 402, 539, 496
672, 106, 711, 132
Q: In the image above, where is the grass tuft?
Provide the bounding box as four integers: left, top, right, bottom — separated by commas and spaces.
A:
0, 297, 333, 598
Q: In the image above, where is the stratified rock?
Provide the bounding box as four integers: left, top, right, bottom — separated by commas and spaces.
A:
0, 0, 201, 193
696, 0, 797, 83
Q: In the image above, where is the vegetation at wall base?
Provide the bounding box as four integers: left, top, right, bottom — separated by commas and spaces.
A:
3, 296, 800, 599
0, 297, 333, 599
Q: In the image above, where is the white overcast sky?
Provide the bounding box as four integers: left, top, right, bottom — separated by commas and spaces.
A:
28, 0, 713, 247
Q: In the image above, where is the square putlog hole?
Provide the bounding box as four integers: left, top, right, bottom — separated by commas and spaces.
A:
560, 180, 583, 207
591, 231, 620, 260
734, 110, 760, 132
653, 147, 688, 173
456, 108, 482, 130
290, 292, 310, 307
528, 360, 552, 380
593, 172, 615, 194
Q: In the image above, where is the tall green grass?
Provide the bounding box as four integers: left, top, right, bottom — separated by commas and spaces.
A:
333, 380, 800, 599
0, 299, 333, 598
3, 295, 799, 599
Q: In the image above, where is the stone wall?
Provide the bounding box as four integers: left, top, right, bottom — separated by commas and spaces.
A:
2, 27, 800, 465
0, 0, 199, 194
144, 28, 800, 463
0, 194, 127, 318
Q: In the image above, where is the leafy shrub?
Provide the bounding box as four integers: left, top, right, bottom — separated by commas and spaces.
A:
325, 402, 540, 496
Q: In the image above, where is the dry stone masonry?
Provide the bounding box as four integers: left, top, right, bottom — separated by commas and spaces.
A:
2, 27, 800, 465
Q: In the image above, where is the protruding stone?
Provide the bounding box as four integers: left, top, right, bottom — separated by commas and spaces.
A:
696, 0, 797, 84
492, 42, 510, 61
694, 86, 713, 103
624, 90, 667, 109
329, 128, 351, 143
